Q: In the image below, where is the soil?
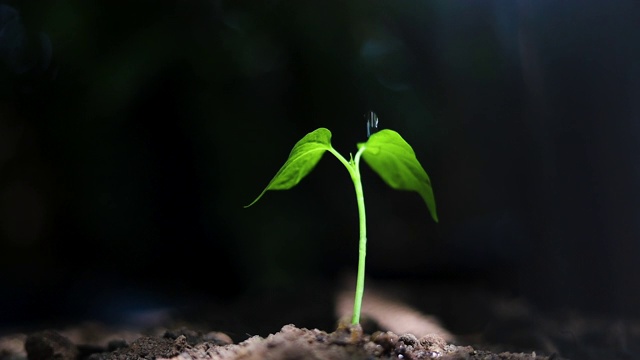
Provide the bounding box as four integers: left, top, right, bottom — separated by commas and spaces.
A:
1, 278, 638, 360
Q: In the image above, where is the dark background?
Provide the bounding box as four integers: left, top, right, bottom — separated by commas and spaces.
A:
1, 0, 639, 334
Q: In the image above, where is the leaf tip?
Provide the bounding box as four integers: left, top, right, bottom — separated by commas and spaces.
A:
244, 193, 264, 208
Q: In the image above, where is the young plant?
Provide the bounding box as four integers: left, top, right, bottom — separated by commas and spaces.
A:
245, 122, 438, 325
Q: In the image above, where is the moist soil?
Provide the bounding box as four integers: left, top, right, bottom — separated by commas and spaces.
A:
1, 279, 638, 360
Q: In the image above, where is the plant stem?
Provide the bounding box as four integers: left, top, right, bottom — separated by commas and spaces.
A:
350, 147, 367, 325
327, 145, 368, 325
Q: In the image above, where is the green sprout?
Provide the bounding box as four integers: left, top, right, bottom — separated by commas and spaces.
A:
245, 125, 438, 325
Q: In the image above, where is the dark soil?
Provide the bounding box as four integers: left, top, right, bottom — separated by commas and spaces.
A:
8, 324, 553, 360
1, 278, 638, 360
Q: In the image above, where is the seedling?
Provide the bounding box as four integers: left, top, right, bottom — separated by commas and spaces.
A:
245, 117, 438, 325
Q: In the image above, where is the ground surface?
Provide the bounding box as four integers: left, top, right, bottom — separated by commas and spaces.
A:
1, 278, 638, 360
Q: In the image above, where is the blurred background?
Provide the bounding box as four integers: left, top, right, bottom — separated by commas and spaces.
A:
1, 0, 639, 336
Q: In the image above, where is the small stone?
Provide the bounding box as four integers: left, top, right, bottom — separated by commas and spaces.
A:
202, 332, 232, 346
173, 335, 188, 352
419, 334, 448, 354
398, 333, 418, 346
371, 331, 399, 353
163, 329, 202, 346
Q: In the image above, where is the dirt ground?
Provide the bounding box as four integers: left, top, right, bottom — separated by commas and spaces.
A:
1, 278, 638, 360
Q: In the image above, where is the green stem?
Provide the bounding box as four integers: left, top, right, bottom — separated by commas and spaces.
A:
350, 147, 367, 324
327, 146, 368, 325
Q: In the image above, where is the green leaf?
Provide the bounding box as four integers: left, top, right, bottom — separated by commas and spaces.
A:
358, 129, 438, 222
245, 128, 332, 207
